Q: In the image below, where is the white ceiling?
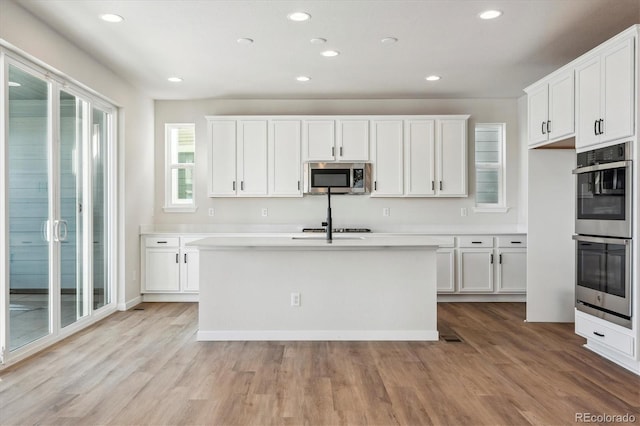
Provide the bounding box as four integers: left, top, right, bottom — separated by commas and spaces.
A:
14, 0, 640, 100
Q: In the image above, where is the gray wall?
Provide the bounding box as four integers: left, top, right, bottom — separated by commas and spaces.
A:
154, 98, 525, 231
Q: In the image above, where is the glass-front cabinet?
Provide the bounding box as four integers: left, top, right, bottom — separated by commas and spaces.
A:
1, 52, 116, 364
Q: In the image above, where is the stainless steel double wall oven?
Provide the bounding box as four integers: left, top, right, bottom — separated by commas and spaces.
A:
573, 142, 632, 328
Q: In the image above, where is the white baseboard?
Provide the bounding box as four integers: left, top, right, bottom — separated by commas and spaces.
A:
142, 293, 199, 302
437, 294, 526, 302
118, 296, 142, 311
197, 329, 439, 341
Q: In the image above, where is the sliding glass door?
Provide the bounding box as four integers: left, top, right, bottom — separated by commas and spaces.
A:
3, 57, 116, 360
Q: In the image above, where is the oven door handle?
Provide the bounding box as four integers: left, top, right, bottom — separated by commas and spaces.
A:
572, 234, 631, 245
572, 160, 631, 174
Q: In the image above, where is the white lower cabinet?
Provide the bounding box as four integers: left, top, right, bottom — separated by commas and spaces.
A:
440, 235, 527, 295
575, 310, 635, 357
142, 235, 200, 296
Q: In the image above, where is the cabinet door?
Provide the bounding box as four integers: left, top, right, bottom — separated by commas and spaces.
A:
181, 247, 200, 292
527, 84, 549, 145
209, 120, 237, 196
269, 120, 302, 196
575, 57, 602, 150
436, 248, 455, 293
145, 249, 180, 292
496, 249, 526, 293
405, 120, 435, 196
602, 37, 635, 144
458, 249, 494, 293
303, 120, 335, 161
548, 72, 574, 141
437, 119, 467, 196
337, 120, 369, 161
371, 120, 404, 196
237, 120, 268, 196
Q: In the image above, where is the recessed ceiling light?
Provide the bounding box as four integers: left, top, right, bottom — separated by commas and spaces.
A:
8, 81, 21, 87
381, 37, 398, 44
296, 76, 311, 82
167, 77, 183, 83
321, 50, 340, 57
479, 10, 502, 20
237, 38, 254, 44
100, 13, 124, 23
287, 12, 311, 22
310, 38, 327, 44
425, 75, 441, 81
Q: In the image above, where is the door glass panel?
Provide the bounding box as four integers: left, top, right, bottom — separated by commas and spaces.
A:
60, 91, 86, 327
7, 65, 50, 350
92, 108, 109, 309
576, 169, 626, 220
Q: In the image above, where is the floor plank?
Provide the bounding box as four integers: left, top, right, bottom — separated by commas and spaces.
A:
1, 302, 638, 425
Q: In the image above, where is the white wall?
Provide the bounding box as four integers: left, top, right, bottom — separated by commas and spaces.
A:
0, 0, 154, 307
154, 98, 525, 231
527, 149, 575, 322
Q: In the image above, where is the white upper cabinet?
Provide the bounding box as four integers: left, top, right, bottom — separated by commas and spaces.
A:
208, 120, 237, 197
303, 120, 335, 161
404, 120, 436, 196
575, 36, 635, 150
237, 120, 268, 196
269, 120, 302, 197
208, 118, 268, 197
304, 119, 369, 162
371, 120, 404, 196
437, 118, 468, 197
526, 69, 574, 147
336, 120, 369, 161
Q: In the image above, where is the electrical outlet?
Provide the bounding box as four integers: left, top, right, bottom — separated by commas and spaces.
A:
208, 208, 215, 217
461, 207, 468, 217
261, 208, 268, 217
290, 292, 300, 307
383, 207, 390, 217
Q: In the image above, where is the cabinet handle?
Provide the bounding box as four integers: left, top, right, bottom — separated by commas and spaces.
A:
598, 119, 604, 135
490, 254, 494, 264
439, 181, 443, 191
471, 241, 483, 244
510, 241, 522, 244
374, 181, 377, 191
233, 181, 236, 191
184, 253, 187, 263
593, 331, 605, 338
157, 241, 167, 244
340, 146, 343, 157
546, 120, 551, 134
541, 122, 546, 135
431, 181, 435, 191
499, 254, 503, 264
332, 146, 335, 157
297, 180, 300, 191
176, 253, 179, 263
241, 181, 244, 191
594, 120, 598, 136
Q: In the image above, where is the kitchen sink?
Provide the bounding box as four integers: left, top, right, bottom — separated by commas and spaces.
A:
291, 236, 365, 240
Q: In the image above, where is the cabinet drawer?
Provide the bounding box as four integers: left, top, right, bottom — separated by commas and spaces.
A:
575, 313, 635, 357
145, 237, 179, 247
496, 235, 527, 248
458, 236, 493, 248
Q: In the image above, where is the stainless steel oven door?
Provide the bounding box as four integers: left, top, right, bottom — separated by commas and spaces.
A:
573, 235, 631, 328
573, 160, 632, 238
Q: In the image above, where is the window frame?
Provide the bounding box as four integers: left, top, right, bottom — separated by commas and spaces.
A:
473, 123, 508, 213
164, 123, 196, 213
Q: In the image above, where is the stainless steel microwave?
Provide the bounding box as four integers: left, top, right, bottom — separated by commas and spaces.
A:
304, 163, 372, 195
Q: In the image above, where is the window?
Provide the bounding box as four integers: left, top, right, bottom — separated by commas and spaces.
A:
164, 123, 196, 212
474, 123, 507, 211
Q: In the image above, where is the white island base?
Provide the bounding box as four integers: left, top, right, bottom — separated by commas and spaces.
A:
192, 236, 445, 341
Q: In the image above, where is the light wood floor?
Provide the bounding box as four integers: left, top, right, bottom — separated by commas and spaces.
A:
1, 302, 638, 425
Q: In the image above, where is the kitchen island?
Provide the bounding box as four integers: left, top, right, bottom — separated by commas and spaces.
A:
190, 235, 451, 341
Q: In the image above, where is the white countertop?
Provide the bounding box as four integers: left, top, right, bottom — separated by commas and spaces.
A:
189, 234, 454, 250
